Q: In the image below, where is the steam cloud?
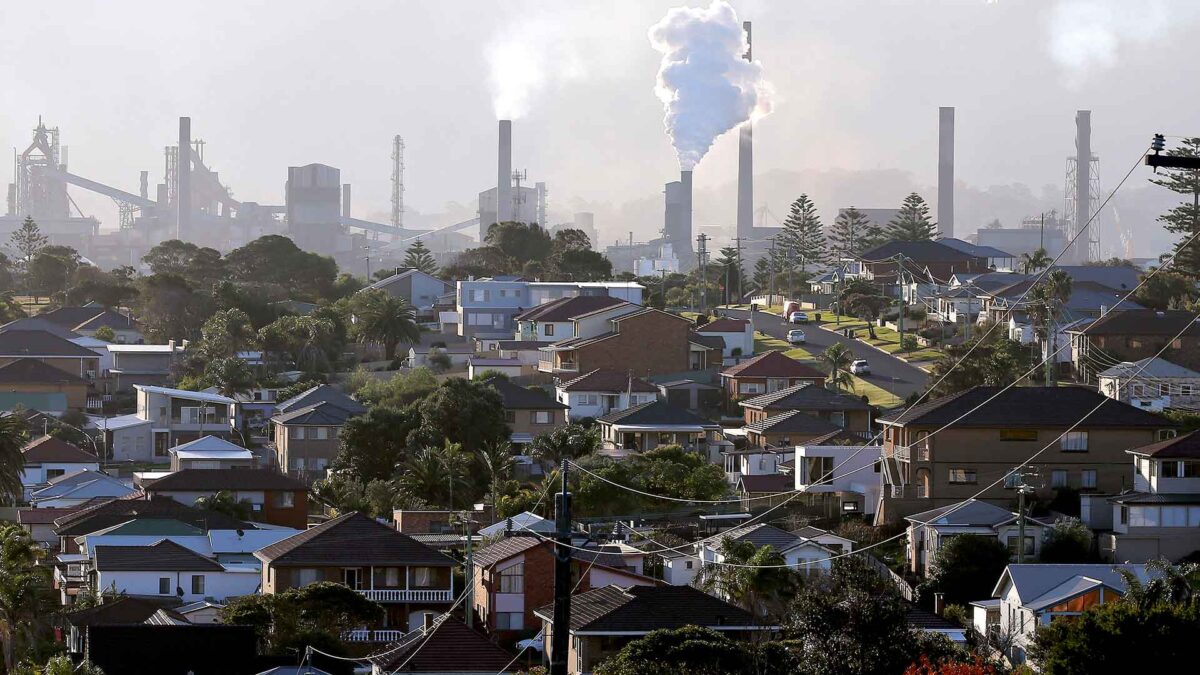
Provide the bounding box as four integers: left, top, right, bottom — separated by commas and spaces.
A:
649, 1, 772, 171
486, 18, 584, 119
1046, 0, 1173, 86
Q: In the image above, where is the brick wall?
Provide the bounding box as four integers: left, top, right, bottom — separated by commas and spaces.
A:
577, 312, 691, 377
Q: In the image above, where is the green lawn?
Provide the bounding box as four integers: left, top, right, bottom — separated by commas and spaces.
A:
844, 375, 901, 408
820, 313, 944, 361
754, 332, 814, 361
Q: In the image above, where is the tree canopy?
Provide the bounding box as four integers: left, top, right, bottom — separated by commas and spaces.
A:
886, 193, 938, 242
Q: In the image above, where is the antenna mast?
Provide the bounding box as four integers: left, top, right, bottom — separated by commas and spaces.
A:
392, 135, 405, 230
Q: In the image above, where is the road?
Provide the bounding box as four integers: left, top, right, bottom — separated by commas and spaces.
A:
722, 308, 931, 401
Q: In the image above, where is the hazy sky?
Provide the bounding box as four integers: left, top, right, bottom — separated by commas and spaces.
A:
2, 0, 1198, 247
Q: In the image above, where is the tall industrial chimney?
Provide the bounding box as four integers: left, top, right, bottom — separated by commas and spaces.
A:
681, 170, 694, 258
1075, 110, 1091, 263
342, 183, 352, 219
937, 107, 954, 239
497, 120, 513, 226
177, 117, 191, 240
736, 21, 754, 243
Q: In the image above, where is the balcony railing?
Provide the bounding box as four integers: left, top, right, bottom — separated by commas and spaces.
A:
54, 567, 86, 586
343, 629, 404, 643
357, 588, 453, 603
893, 441, 930, 463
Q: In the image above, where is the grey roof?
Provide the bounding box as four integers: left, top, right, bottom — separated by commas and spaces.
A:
272, 400, 359, 426
275, 384, 367, 415
534, 585, 756, 633
559, 368, 658, 393
938, 238, 1015, 259
0, 329, 101, 357
717, 523, 801, 550
37, 305, 110, 329
744, 410, 843, 435
484, 377, 568, 410
0, 316, 81, 340
93, 539, 224, 572
995, 563, 1155, 607
1098, 357, 1200, 380
739, 382, 871, 411
73, 310, 138, 332
477, 511, 554, 538
1053, 265, 1141, 291
904, 498, 1049, 528
1110, 492, 1200, 504
877, 385, 1172, 428
597, 399, 718, 427
473, 535, 542, 568
255, 512, 452, 566
1075, 309, 1200, 337
861, 239, 982, 264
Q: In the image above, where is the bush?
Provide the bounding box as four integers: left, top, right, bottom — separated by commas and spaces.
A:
907, 306, 927, 321
1039, 517, 1094, 563
428, 352, 451, 372
900, 335, 919, 352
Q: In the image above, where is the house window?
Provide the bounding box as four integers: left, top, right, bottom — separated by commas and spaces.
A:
544, 324, 555, 336
830, 411, 846, 428
1132, 384, 1147, 397
504, 411, 516, 423
1003, 473, 1020, 489
1120, 506, 1128, 525
159, 577, 171, 594
1160, 383, 1172, 396
531, 411, 552, 424
1172, 339, 1183, 349
1081, 470, 1097, 489
411, 567, 434, 587
191, 575, 205, 594
274, 491, 295, 508
1061, 431, 1089, 452
315, 427, 329, 440
1006, 536, 1035, 557
1051, 470, 1068, 488
297, 568, 320, 587
948, 469, 977, 484
1182, 384, 1195, 396
685, 561, 693, 570
499, 563, 524, 593
739, 382, 764, 395
290, 426, 304, 439
999, 429, 1038, 442
1129, 506, 1160, 527
1162, 506, 1188, 527
46, 469, 66, 480
496, 612, 524, 630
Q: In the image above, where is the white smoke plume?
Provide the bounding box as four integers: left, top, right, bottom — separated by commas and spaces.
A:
486, 17, 584, 120
1045, 0, 1175, 86
649, 1, 772, 170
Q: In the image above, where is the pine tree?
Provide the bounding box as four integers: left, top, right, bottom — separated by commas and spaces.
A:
1150, 137, 1200, 279
714, 246, 744, 304
886, 193, 938, 242
753, 256, 771, 292
8, 216, 47, 304
828, 207, 870, 257
402, 238, 438, 275
780, 194, 826, 268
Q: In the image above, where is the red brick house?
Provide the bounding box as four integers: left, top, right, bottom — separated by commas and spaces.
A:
539, 308, 706, 377
720, 351, 826, 400
140, 469, 309, 530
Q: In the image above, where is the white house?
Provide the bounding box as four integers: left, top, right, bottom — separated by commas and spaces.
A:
363, 268, 454, 319
555, 369, 659, 422
696, 317, 754, 359
981, 563, 1153, 666
904, 499, 1052, 576
97, 413, 154, 463
468, 358, 525, 380
90, 539, 261, 603
701, 523, 846, 578
168, 435, 256, 471
131, 385, 240, 462
790, 442, 883, 517
20, 436, 100, 502
407, 344, 475, 369
721, 446, 793, 486
1097, 357, 1200, 412
30, 470, 135, 508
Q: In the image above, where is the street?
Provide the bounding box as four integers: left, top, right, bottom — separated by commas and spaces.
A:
722, 308, 931, 401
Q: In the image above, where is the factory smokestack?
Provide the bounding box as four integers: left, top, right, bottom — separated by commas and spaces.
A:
342, 183, 351, 219
681, 169, 693, 257
497, 120, 513, 227
937, 106, 954, 239
1075, 110, 1091, 263
177, 116, 191, 240
736, 21, 753, 243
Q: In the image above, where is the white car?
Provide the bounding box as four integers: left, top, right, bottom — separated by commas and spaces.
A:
850, 359, 871, 375
787, 329, 806, 344
789, 311, 809, 324
516, 635, 544, 654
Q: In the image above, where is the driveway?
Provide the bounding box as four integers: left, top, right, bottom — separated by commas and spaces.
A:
722, 308, 930, 400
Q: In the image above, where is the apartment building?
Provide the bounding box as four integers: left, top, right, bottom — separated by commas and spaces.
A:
455, 278, 644, 339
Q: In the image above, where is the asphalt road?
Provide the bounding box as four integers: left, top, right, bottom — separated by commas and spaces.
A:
722, 308, 931, 401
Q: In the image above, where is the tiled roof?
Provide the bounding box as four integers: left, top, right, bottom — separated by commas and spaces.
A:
146, 469, 307, 493
1098, 357, 1200, 379
54, 496, 254, 536
737, 474, 792, 494
800, 429, 874, 446
739, 382, 870, 411
597, 399, 717, 427
1109, 492, 1200, 504
473, 535, 543, 568
16, 506, 80, 525
512, 295, 628, 322
558, 369, 658, 393
275, 384, 367, 415
254, 512, 452, 566
74, 310, 137, 332
689, 333, 725, 349
697, 318, 750, 333
484, 378, 568, 410
1076, 309, 1200, 337
379, 619, 518, 673
38, 306, 110, 329
0, 358, 86, 384
718, 523, 801, 550
0, 330, 101, 357
535, 585, 755, 632
861, 240, 981, 264
744, 410, 843, 435
65, 597, 180, 627
937, 238, 1015, 260
93, 539, 225, 572
0, 317, 81, 340
877, 385, 1172, 428
272, 401, 359, 425
22, 435, 98, 463
721, 351, 826, 379
1127, 431, 1200, 459
906, 605, 961, 630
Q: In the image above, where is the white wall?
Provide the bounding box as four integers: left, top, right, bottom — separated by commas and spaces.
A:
558, 390, 656, 422
109, 425, 155, 463
95, 569, 260, 602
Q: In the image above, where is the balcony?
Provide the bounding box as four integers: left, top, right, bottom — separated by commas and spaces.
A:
893, 441, 930, 463
343, 629, 404, 643
357, 588, 453, 603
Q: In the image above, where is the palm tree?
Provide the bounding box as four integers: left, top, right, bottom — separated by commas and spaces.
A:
1118, 559, 1200, 611
1020, 248, 1053, 274
694, 539, 800, 620
397, 446, 449, 507
350, 289, 421, 361
0, 524, 51, 672
822, 343, 854, 392
0, 414, 27, 505
194, 490, 253, 520
530, 424, 600, 469
1029, 269, 1073, 386
477, 438, 517, 516
206, 356, 257, 400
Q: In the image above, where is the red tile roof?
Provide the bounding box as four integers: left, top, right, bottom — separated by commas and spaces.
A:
721, 351, 826, 379
22, 435, 99, 464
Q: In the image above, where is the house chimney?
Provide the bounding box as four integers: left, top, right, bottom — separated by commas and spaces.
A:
933, 592, 945, 616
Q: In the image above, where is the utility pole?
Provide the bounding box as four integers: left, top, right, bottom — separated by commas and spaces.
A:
459, 510, 476, 628
768, 238, 777, 305
1011, 466, 1040, 564
696, 233, 709, 314
896, 253, 905, 352
550, 460, 572, 675
734, 236, 744, 305
660, 269, 668, 310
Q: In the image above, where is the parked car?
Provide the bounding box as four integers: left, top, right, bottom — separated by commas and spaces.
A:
789, 311, 809, 324
787, 329, 806, 344
850, 359, 871, 375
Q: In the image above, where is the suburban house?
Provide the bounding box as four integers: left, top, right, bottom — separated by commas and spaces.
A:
408, 343, 475, 369
934, 272, 1026, 325
0, 328, 102, 381
1097, 357, 1200, 412
687, 333, 726, 370
131, 385, 240, 459
904, 499, 1052, 576
167, 435, 256, 471
739, 382, 873, 438
40, 305, 143, 344
721, 446, 794, 485
471, 535, 660, 641
0, 358, 91, 410
51, 496, 255, 555
141, 469, 309, 529
977, 278, 1143, 350
743, 410, 845, 449
364, 267, 454, 320
456, 278, 644, 339
555, 369, 658, 422
701, 523, 848, 578
99, 413, 155, 463
21, 435, 100, 501
17, 506, 80, 550
1067, 309, 1200, 384
858, 240, 989, 296
270, 384, 366, 482
720, 351, 826, 400
89, 539, 260, 603
468, 358, 525, 379
485, 377, 568, 446
733, 473, 793, 509
255, 512, 456, 633
539, 307, 705, 377
875, 386, 1175, 524
1086, 431, 1200, 562
596, 399, 727, 460
373, 619, 521, 674
106, 343, 184, 391
31, 470, 135, 508
512, 295, 638, 342
981, 563, 1153, 666
938, 238, 1017, 272
695, 317, 754, 359
789, 436, 884, 517
535, 585, 767, 675
203, 386, 282, 439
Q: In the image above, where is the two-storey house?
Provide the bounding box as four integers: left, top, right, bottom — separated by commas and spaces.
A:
21, 435, 100, 502
720, 351, 826, 401
1067, 309, 1200, 384
875, 386, 1175, 524
270, 384, 366, 481
364, 267, 454, 321
482, 377, 568, 446
859, 240, 988, 297
555, 369, 658, 422
0, 359, 90, 410
1097, 357, 1200, 412
0, 328, 101, 387
131, 385, 240, 460
106, 343, 184, 391
255, 512, 456, 633
141, 469, 309, 529
89, 539, 261, 604
739, 382, 873, 439
787, 433, 884, 517
456, 278, 644, 340
512, 295, 637, 342
695, 317, 754, 359
539, 307, 703, 377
